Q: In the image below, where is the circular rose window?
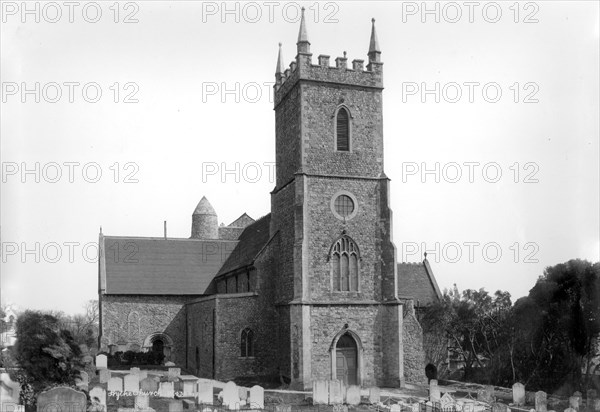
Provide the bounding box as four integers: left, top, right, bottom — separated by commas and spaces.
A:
331, 192, 358, 221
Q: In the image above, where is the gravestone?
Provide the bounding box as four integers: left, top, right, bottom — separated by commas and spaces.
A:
130, 367, 141, 375
593, 400, 600, 412
513, 383, 525, 406
391, 405, 401, 412
90, 386, 107, 406
135, 394, 150, 409
180, 376, 198, 398
138, 370, 148, 380
197, 380, 214, 405
313, 380, 329, 405
168, 400, 183, 412
37, 387, 86, 412
140, 377, 159, 392
99, 369, 111, 384
369, 387, 381, 404
221, 381, 239, 409
76, 371, 89, 390
82, 355, 94, 365
124, 374, 140, 393
478, 386, 494, 403
168, 368, 181, 379
159, 382, 175, 398
250, 385, 264, 409
440, 393, 455, 408
182, 399, 195, 409
430, 385, 441, 403
329, 380, 344, 405
346, 385, 361, 406
491, 403, 509, 412
535, 391, 547, 412
238, 386, 248, 401
569, 397, 580, 410
430, 380, 438, 387
108, 377, 123, 393
96, 354, 107, 369
1, 372, 21, 411
165, 361, 176, 366
574, 392, 583, 410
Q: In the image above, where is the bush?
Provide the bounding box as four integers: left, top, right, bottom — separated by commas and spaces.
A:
106, 350, 164, 367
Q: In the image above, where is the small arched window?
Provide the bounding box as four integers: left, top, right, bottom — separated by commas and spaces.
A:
331, 235, 360, 291
240, 328, 254, 357
336, 107, 350, 151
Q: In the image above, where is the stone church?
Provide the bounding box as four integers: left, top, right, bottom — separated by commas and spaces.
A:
98, 12, 441, 388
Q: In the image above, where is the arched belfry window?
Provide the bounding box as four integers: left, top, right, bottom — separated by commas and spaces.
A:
240, 328, 254, 357
330, 235, 360, 291
336, 107, 350, 151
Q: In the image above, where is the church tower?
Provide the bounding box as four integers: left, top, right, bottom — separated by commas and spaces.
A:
271, 11, 406, 388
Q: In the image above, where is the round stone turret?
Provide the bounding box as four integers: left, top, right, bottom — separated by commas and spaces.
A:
191, 196, 218, 239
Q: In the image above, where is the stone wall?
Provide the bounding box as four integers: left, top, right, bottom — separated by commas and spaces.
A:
308, 304, 385, 387
403, 303, 427, 384
186, 297, 215, 378
100, 295, 189, 365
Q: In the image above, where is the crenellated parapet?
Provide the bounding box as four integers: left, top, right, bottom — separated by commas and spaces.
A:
274, 11, 383, 108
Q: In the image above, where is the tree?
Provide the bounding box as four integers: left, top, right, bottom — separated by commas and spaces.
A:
15, 310, 82, 396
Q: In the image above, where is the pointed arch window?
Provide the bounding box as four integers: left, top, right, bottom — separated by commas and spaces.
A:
331, 236, 360, 292
240, 328, 254, 357
336, 107, 350, 151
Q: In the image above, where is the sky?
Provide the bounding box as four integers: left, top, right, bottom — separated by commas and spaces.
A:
1, 1, 599, 315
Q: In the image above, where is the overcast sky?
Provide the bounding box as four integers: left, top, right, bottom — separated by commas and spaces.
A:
1, 1, 599, 315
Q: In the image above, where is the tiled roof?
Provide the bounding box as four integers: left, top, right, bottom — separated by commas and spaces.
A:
100, 236, 238, 295
397, 259, 442, 306
217, 214, 272, 276
227, 213, 255, 228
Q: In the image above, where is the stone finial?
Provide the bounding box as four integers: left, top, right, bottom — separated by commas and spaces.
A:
368, 18, 381, 64
276, 42, 285, 75
297, 7, 310, 53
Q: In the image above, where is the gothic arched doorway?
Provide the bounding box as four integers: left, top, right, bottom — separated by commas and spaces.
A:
336, 333, 358, 385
